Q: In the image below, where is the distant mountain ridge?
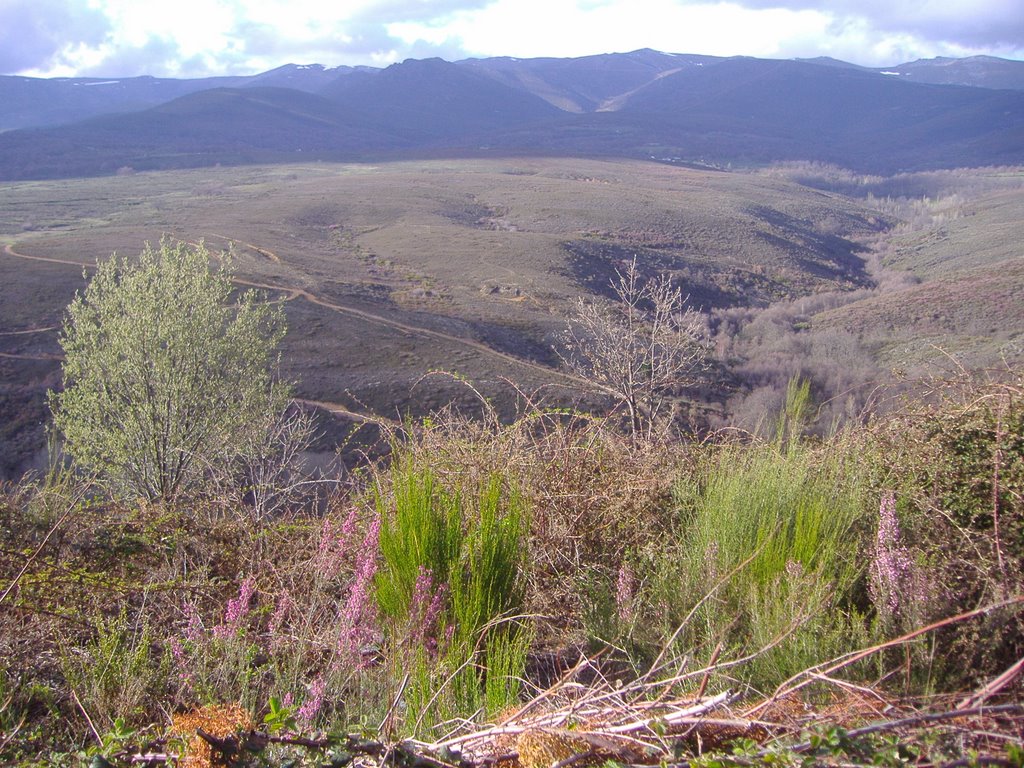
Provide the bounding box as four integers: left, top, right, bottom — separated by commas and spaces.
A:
4, 50, 1021, 134
1, 50, 1022, 179
870, 56, 1024, 90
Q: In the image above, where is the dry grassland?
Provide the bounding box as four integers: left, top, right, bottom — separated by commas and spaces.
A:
0, 157, 895, 475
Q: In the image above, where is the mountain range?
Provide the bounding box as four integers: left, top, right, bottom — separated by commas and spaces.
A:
1, 49, 1023, 179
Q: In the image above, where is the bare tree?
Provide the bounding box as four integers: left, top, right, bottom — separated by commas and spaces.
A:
204, 404, 341, 521
558, 258, 708, 441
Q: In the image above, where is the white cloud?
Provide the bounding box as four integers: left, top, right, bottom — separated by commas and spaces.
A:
386, 0, 869, 62
5, 0, 1023, 77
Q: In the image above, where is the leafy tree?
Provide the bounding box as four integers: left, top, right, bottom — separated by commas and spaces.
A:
558, 257, 707, 441
50, 239, 290, 502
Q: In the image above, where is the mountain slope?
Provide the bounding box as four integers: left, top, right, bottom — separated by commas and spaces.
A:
875, 56, 1024, 90
459, 48, 719, 112
321, 57, 564, 141
0, 87, 402, 178
1, 54, 1022, 180
0, 64, 368, 132
489, 58, 1024, 173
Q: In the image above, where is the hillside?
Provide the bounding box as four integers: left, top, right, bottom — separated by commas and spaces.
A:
458, 48, 719, 112
590, 58, 1024, 172
0, 157, 885, 477
1, 54, 1023, 179
322, 57, 565, 141
810, 183, 1024, 368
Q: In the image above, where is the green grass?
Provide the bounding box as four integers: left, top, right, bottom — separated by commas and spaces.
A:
374, 462, 464, 625
645, 404, 874, 688
374, 458, 530, 735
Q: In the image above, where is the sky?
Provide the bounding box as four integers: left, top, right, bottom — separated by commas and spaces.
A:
2, 0, 1023, 79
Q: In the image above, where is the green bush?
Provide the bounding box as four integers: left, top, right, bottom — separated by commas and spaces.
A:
870, 371, 1024, 687
59, 607, 169, 729
648, 428, 873, 689
374, 460, 529, 735
50, 239, 289, 503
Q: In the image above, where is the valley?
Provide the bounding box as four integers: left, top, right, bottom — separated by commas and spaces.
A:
2, 42, 1023, 763
2, 157, 1022, 477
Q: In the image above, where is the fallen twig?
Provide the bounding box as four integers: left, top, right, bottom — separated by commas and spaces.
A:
959, 655, 1024, 709
753, 595, 1024, 714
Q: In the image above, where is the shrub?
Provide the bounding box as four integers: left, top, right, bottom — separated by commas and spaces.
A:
50, 238, 290, 503
646, 423, 874, 689
869, 370, 1024, 686
374, 459, 529, 735
59, 607, 170, 729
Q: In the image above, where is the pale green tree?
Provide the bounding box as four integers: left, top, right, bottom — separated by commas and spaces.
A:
50, 239, 290, 502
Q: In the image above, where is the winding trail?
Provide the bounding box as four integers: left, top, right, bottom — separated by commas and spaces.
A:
230, 272, 588, 388
2, 239, 602, 417
0, 325, 57, 336
0, 351, 62, 361
167, 235, 592, 389
3, 242, 93, 269
204, 233, 281, 263
295, 398, 399, 426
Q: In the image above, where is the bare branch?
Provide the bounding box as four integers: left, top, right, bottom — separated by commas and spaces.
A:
556, 257, 708, 441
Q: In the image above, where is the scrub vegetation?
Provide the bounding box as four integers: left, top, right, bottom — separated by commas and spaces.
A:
1, 364, 1022, 766
1, 159, 1022, 765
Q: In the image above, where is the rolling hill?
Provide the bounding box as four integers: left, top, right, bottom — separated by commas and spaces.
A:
1, 52, 1022, 180
0, 157, 888, 477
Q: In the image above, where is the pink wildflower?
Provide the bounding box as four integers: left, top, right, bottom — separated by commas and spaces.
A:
868, 492, 914, 623
268, 590, 292, 649
318, 506, 360, 579
318, 518, 334, 556
297, 676, 327, 727
337, 514, 380, 667
408, 565, 449, 654
615, 562, 636, 625
169, 637, 193, 687
214, 576, 256, 639
183, 602, 204, 644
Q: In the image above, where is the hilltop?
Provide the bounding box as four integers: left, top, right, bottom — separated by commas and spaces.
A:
1, 51, 1023, 178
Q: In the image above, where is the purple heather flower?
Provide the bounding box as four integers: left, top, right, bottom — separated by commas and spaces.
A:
318, 505, 361, 579
336, 514, 381, 667
297, 676, 326, 727
169, 637, 193, 687
214, 576, 256, 639
868, 492, 914, 622
615, 562, 636, 625
408, 565, 449, 654
183, 601, 204, 644
268, 590, 292, 649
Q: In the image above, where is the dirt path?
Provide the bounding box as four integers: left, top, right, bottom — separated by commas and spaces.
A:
230, 273, 589, 388
204, 233, 281, 263
2, 239, 603, 396
0, 325, 58, 336
0, 350, 62, 361
3, 242, 92, 270
294, 398, 399, 425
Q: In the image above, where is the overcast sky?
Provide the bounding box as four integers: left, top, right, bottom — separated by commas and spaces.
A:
3, 0, 1023, 78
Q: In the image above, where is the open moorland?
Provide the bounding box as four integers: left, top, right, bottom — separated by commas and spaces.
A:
0, 156, 895, 477
1, 156, 1023, 765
